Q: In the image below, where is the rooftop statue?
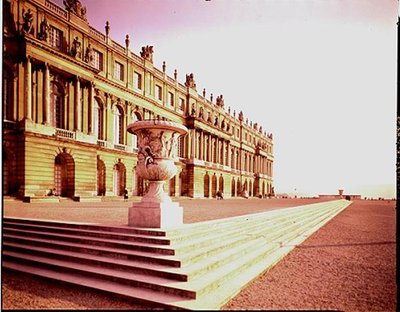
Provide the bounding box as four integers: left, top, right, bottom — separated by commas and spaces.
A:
216, 95, 224, 108
238, 111, 244, 122
63, 0, 87, 20
140, 45, 154, 62
185, 73, 196, 89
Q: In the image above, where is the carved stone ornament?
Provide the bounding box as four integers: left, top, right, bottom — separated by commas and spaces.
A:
127, 120, 187, 201
140, 45, 154, 62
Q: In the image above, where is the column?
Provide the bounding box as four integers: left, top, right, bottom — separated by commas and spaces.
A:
190, 129, 196, 159
208, 134, 212, 162
25, 56, 32, 120
200, 131, 204, 160
74, 76, 81, 131
43, 63, 50, 125
88, 82, 94, 134
221, 140, 225, 165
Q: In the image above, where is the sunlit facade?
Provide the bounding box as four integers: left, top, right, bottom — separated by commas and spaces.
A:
2, 0, 274, 201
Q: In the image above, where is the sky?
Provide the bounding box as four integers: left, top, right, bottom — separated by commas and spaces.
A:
55, 0, 397, 198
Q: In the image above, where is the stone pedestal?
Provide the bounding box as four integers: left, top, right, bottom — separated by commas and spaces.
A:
128, 202, 183, 228
127, 120, 188, 228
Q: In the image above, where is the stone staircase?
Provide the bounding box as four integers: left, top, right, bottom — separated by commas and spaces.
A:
2, 199, 351, 310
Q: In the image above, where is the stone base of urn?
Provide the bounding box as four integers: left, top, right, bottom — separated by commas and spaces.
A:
128, 181, 183, 228
128, 202, 183, 228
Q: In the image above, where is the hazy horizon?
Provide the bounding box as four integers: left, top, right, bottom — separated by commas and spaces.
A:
53, 0, 397, 199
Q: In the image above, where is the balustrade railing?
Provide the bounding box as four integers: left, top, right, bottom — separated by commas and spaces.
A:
97, 140, 106, 147
45, 0, 67, 18
55, 128, 75, 139
114, 143, 127, 151
112, 40, 125, 54
89, 26, 106, 41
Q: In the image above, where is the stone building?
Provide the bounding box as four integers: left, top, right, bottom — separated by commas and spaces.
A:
2, 0, 274, 201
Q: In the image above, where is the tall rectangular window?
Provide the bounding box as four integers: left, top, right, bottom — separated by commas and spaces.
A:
156, 85, 162, 101
114, 61, 124, 81
168, 92, 174, 106
49, 26, 63, 51
179, 98, 185, 111
134, 72, 142, 90
92, 49, 103, 71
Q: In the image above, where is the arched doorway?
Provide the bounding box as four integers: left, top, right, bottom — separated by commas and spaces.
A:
219, 175, 224, 193
97, 157, 106, 196
113, 161, 126, 196
211, 174, 217, 198
262, 181, 266, 198
237, 180, 241, 196
54, 152, 75, 197
204, 173, 210, 198
249, 180, 253, 197
231, 177, 236, 197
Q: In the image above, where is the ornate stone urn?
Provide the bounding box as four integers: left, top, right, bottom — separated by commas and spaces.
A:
127, 119, 188, 228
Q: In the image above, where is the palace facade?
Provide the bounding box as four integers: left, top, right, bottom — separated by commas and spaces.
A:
2, 0, 274, 201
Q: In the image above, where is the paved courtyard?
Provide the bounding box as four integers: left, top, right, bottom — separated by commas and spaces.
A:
1, 198, 397, 310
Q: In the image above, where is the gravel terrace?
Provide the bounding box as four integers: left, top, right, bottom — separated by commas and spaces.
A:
1, 198, 396, 310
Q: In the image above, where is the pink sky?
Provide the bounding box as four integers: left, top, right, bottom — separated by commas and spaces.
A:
54, 0, 397, 198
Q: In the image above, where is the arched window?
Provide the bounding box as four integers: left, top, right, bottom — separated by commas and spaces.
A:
204, 173, 210, 198
50, 82, 65, 128
93, 98, 104, 140
113, 105, 124, 144
130, 111, 142, 149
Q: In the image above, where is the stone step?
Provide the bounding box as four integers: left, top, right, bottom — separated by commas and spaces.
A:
2, 200, 352, 310
2, 241, 188, 281
2, 250, 196, 299
2, 228, 175, 255
3, 218, 168, 237
2, 234, 182, 267
2, 203, 338, 302
3, 222, 172, 245
2, 261, 186, 310
167, 200, 342, 240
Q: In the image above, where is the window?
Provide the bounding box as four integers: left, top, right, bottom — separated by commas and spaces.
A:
49, 26, 63, 50
114, 61, 124, 81
179, 98, 185, 111
168, 92, 174, 106
156, 85, 162, 101
50, 82, 64, 128
92, 50, 103, 71
93, 98, 104, 140
113, 106, 124, 144
134, 72, 142, 90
